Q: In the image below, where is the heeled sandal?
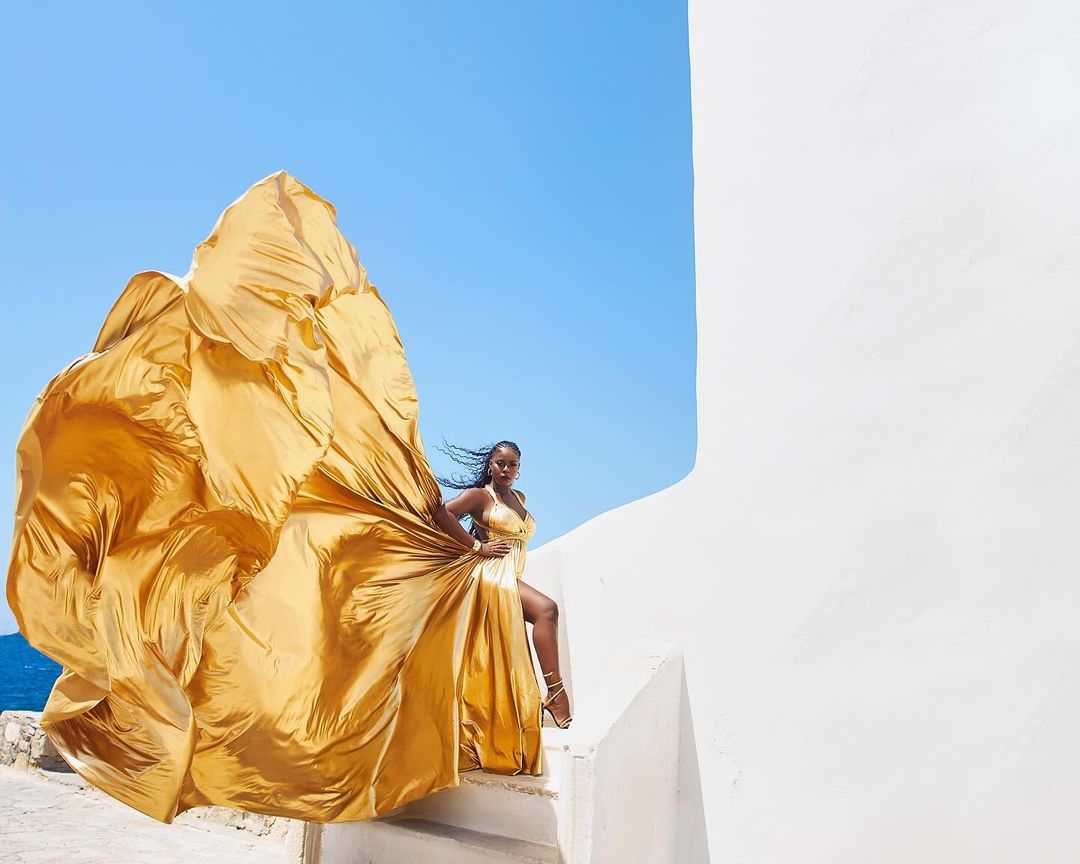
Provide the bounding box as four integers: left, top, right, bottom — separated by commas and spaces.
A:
541, 671, 573, 729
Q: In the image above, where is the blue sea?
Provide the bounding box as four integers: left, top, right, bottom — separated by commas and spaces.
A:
0, 632, 62, 711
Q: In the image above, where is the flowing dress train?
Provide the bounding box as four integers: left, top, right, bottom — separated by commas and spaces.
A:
4, 171, 543, 824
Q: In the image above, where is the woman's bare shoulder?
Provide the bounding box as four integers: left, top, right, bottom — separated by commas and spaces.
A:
446, 486, 488, 510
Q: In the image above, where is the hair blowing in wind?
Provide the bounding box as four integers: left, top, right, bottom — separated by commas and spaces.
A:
434, 438, 521, 489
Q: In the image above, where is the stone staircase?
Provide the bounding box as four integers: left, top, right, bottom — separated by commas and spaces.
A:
306, 648, 683, 864
319, 728, 569, 864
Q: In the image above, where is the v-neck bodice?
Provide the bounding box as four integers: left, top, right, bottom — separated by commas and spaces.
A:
472, 484, 535, 542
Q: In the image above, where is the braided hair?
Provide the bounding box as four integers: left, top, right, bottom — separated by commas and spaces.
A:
434, 438, 522, 539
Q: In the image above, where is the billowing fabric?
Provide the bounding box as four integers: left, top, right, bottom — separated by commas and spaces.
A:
5, 171, 543, 824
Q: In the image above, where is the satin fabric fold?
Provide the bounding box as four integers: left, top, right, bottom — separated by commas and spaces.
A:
5, 171, 543, 823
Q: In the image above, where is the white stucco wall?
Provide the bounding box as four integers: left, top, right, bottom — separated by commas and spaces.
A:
527, 1, 1080, 860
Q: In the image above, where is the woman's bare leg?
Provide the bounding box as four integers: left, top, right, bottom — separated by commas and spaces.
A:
517, 580, 571, 724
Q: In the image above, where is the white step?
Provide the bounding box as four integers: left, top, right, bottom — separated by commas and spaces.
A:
396, 730, 571, 845
403, 767, 558, 845
322, 816, 558, 864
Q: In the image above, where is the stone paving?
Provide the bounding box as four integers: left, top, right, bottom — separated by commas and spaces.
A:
0, 766, 284, 864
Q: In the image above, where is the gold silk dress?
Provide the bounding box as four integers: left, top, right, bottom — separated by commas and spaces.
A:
458, 485, 539, 770
474, 484, 536, 580
4, 171, 544, 824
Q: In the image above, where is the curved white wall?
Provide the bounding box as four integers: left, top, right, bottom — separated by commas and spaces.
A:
528, 1, 1080, 860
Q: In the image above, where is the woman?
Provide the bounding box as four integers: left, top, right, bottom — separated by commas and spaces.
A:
432, 440, 572, 729
5, 171, 567, 825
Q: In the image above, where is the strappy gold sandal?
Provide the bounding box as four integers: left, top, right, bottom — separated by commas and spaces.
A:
541, 670, 573, 729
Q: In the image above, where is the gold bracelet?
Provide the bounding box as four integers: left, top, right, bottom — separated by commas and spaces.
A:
471, 538, 482, 552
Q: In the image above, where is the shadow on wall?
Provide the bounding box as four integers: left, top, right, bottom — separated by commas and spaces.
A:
678, 668, 709, 863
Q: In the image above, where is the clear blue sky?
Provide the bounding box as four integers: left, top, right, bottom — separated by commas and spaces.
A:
0, 2, 695, 634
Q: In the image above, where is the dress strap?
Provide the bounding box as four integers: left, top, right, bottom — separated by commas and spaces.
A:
474, 487, 503, 536
475, 484, 499, 532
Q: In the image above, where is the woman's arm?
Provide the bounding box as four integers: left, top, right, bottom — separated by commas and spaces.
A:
432, 488, 510, 557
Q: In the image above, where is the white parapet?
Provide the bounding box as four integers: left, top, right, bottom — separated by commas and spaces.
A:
516, 2, 1080, 861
